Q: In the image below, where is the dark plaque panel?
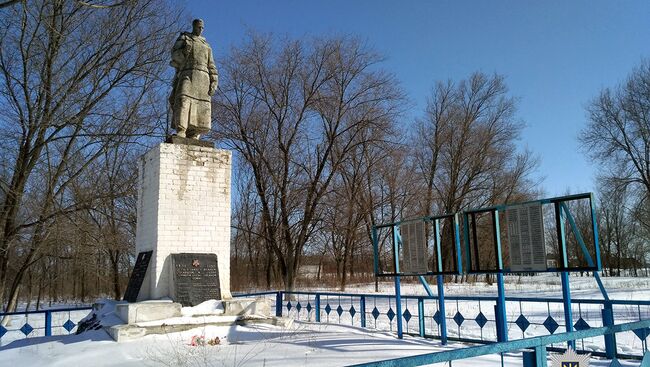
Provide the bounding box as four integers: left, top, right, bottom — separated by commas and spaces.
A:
172, 253, 221, 306
123, 250, 153, 302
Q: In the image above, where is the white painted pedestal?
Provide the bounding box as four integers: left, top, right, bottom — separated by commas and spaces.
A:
134, 142, 232, 301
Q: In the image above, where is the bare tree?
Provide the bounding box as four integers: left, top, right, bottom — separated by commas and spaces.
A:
581, 61, 650, 205
213, 34, 405, 292
0, 0, 181, 312
580, 60, 650, 277
412, 73, 539, 273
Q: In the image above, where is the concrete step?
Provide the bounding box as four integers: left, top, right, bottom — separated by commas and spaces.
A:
106, 315, 293, 342
116, 300, 182, 324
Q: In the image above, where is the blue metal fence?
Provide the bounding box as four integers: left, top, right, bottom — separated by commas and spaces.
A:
0, 306, 92, 345
234, 290, 650, 360
1, 291, 649, 365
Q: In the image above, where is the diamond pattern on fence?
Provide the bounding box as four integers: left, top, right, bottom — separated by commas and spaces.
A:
574, 317, 590, 331
63, 320, 76, 333
371, 307, 380, 320
453, 312, 465, 326
20, 323, 33, 336
306, 303, 312, 313
433, 311, 442, 325
387, 308, 396, 321
325, 304, 332, 315
296, 303, 302, 312
543, 316, 559, 334
349, 306, 356, 318
286, 301, 292, 311
336, 305, 343, 317
403, 309, 412, 323
475, 312, 488, 328
633, 327, 650, 341
516, 314, 530, 332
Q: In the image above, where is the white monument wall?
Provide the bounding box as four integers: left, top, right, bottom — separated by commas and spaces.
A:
135, 143, 232, 300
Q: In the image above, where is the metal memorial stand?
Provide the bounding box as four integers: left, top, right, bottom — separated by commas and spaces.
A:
372, 192, 608, 362
373, 214, 462, 341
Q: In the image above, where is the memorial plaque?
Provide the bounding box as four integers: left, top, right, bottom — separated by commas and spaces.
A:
123, 250, 153, 302
400, 220, 428, 273
506, 203, 547, 272
171, 253, 221, 306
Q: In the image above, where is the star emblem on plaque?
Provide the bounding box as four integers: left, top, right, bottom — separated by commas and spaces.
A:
550, 348, 590, 367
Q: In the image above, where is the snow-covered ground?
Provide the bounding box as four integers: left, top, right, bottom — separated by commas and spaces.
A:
1, 273, 649, 366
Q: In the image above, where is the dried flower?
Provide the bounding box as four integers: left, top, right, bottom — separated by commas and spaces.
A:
190, 335, 206, 346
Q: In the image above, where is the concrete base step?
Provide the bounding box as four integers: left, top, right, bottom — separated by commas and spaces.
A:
116, 300, 182, 324
106, 315, 293, 342
223, 298, 271, 316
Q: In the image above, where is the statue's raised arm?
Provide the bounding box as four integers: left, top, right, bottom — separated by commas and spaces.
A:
169, 19, 218, 140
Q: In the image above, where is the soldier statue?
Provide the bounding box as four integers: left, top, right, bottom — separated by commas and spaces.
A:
169, 19, 218, 139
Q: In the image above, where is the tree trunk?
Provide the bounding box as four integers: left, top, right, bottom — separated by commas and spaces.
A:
81, 265, 86, 303
265, 254, 272, 289
0, 284, 20, 326
25, 271, 33, 311
36, 278, 43, 311
335, 257, 343, 285
111, 250, 121, 300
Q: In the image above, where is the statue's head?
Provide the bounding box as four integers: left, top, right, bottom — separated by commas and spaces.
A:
192, 19, 204, 36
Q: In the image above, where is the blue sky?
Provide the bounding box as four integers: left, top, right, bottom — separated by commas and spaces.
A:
187, 0, 650, 197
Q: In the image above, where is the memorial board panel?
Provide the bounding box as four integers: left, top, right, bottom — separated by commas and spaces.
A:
506, 203, 547, 272
400, 220, 428, 273
123, 250, 153, 302
171, 253, 221, 306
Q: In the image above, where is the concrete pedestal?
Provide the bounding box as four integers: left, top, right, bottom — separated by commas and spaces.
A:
135, 143, 232, 301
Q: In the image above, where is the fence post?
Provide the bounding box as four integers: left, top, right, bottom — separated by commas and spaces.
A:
561, 272, 575, 350
360, 296, 366, 328
602, 302, 617, 359
418, 297, 425, 338
523, 346, 548, 367
315, 294, 321, 322
495, 273, 508, 342
275, 291, 283, 317
45, 310, 52, 337
392, 224, 403, 339
394, 275, 404, 339
556, 202, 576, 351
437, 274, 448, 345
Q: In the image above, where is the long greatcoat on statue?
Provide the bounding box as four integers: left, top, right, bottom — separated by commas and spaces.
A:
169, 32, 218, 136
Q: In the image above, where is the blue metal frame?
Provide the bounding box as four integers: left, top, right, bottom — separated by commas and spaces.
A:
463, 192, 601, 274
372, 214, 463, 277
370, 193, 606, 354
